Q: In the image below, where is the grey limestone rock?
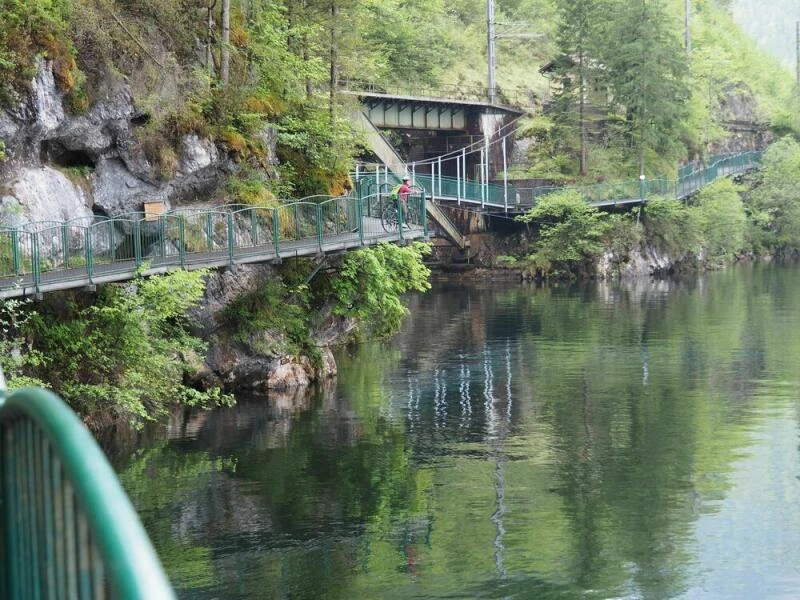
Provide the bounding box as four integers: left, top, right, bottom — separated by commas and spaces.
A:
90, 158, 162, 216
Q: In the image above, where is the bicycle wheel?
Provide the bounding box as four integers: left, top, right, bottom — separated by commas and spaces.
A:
381, 198, 399, 232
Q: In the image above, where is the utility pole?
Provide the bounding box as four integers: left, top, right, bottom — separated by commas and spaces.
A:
220, 0, 230, 85
684, 0, 691, 54
796, 21, 799, 88
487, 0, 496, 104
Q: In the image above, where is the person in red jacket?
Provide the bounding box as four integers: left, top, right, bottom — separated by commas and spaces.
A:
398, 177, 412, 207
397, 177, 413, 228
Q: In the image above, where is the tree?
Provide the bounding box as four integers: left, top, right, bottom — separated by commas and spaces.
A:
220, 0, 231, 85
516, 189, 607, 277
694, 178, 746, 263
25, 269, 231, 428
601, 0, 690, 176
552, 0, 606, 175
330, 242, 432, 338
747, 137, 800, 252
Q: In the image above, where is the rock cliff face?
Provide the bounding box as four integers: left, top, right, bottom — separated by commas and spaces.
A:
0, 59, 336, 392
0, 58, 235, 226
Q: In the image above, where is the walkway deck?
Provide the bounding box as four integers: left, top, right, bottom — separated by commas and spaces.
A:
0, 197, 427, 299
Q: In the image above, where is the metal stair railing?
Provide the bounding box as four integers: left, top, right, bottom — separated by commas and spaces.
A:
0, 383, 175, 599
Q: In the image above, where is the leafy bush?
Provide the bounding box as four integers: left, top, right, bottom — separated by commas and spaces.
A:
603, 213, 643, 272
642, 197, 700, 257
330, 242, 432, 338
694, 179, 746, 263
515, 190, 607, 278
747, 137, 800, 252
219, 277, 313, 360
495, 255, 519, 267
24, 268, 231, 428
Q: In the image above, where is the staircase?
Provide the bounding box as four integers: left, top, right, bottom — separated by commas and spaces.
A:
352, 110, 469, 251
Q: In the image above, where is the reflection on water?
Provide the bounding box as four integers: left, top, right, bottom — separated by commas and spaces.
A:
111, 264, 800, 599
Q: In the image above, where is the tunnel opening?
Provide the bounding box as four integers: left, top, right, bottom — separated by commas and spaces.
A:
40, 140, 96, 170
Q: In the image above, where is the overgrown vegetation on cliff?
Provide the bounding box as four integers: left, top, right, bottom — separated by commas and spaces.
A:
0, 242, 432, 424
3, 0, 791, 195
506, 139, 800, 279
220, 242, 433, 359
0, 268, 231, 427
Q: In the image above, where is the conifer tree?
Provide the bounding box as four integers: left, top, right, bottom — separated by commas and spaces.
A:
601, 0, 689, 176
553, 0, 605, 175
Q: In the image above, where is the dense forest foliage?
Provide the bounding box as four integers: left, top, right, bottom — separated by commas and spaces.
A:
2, 0, 797, 194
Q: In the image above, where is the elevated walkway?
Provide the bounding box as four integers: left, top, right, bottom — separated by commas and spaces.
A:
0, 195, 428, 299
387, 151, 764, 213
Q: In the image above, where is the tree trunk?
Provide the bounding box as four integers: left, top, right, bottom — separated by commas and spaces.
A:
329, 0, 338, 122
221, 0, 231, 86
206, 0, 217, 76
579, 49, 587, 177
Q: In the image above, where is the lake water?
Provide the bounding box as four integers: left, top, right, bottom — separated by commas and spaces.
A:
111, 263, 800, 599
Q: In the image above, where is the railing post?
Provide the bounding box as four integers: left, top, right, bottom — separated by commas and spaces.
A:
273, 208, 280, 258
32, 232, 40, 292
462, 148, 467, 201
316, 203, 323, 251
295, 204, 300, 240
422, 192, 428, 237
639, 174, 646, 204
205, 213, 213, 251
62, 224, 70, 269
227, 212, 235, 267
456, 155, 461, 205
133, 219, 142, 266
11, 230, 20, 274
158, 216, 166, 258
109, 220, 116, 263
179, 217, 186, 269
85, 228, 94, 284
480, 147, 486, 208
398, 201, 404, 243
502, 136, 508, 212
438, 156, 442, 197
250, 208, 258, 246
357, 196, 364, 246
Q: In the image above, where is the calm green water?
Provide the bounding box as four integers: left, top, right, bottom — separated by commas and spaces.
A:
111, 264, 800, 599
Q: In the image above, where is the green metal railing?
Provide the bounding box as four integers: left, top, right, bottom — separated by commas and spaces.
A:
516, 150, 763, 206
0, 385, 175, 599
0, 193, 428, 297
356, 150, 763, 211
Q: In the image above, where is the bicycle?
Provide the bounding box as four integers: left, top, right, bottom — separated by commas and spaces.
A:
381, 188, 423, 233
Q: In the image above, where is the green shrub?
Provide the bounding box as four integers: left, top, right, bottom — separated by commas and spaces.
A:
603, 213, 643, 272
330, 242, 432, 338
24, 268, 231, 428
495, 255, 519, 267
219, 277, 312, 359
694, 179, 746, 264
642, 197, 700, 256
747, 137, 800, 252
515, 190, 607, 278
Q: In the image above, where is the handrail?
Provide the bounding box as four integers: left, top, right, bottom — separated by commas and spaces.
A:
0, 386, 175, 599
355, 149, 763, 209
0, 194, 429, 297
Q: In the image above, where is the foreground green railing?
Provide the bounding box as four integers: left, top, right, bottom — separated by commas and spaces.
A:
0, 192, 428, 296
0, 386, 175, 599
